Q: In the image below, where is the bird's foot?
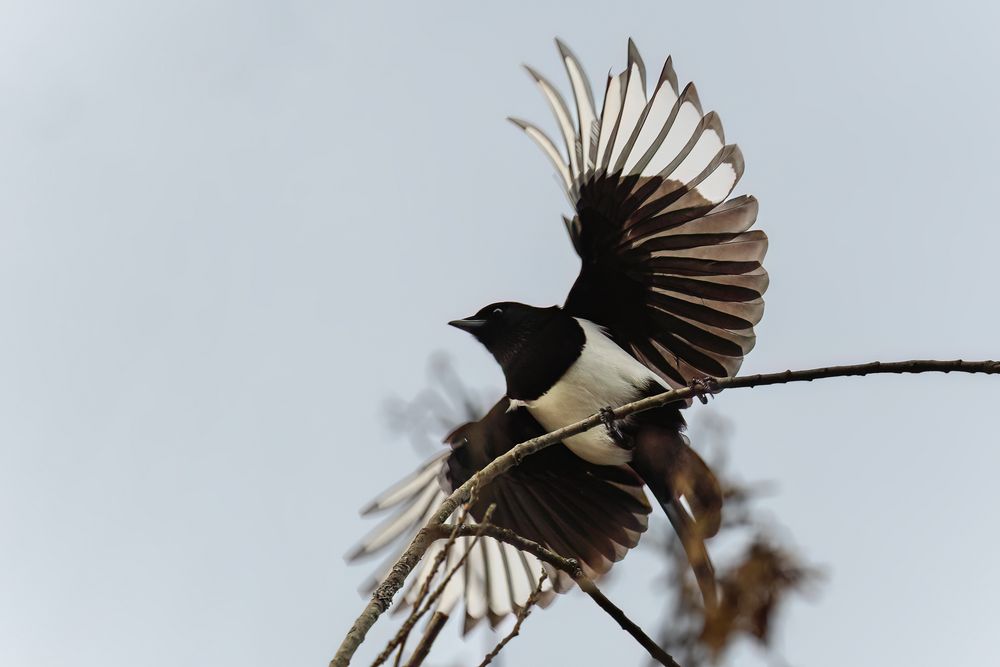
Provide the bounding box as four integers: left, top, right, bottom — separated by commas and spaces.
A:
599, 406, 635, 450
689, 377, 721, 404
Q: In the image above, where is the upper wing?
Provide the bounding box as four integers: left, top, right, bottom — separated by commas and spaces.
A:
349, 400, 651, 633
511, 40, 768, 386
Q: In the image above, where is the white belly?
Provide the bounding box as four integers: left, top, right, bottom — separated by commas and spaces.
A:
522, 319, 666, 466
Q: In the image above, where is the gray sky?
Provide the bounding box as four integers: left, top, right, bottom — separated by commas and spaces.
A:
2, 1, 999, 665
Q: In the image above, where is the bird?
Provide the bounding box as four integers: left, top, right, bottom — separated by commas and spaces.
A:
449, 36, 767, 604
351, 38, 768, 630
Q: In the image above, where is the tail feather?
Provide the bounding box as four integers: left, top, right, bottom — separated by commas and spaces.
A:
663, 497, 718, 611
672, 441, 723, 538
630, 426, 723, 611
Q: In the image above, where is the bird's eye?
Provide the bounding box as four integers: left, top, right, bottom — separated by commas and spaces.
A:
491, 307, 503, 317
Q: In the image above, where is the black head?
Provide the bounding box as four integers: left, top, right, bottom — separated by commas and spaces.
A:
449, 302, 584, 400
448, 302, 555, 362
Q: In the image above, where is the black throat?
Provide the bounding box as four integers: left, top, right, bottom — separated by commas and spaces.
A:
498, 310, 586, 402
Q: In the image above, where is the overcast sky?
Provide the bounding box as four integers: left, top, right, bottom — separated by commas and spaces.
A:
2, 1, 999, 666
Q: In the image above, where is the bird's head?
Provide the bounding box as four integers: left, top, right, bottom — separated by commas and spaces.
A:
449, 302, 552, 363
448, 302, 584, 400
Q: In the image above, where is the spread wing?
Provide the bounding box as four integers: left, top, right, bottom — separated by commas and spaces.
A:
512, 40, 769, 386
348, 450, 558, 633
349, 401, 651, 633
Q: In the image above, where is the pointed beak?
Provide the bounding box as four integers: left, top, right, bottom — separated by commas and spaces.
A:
448, 318, 487, 333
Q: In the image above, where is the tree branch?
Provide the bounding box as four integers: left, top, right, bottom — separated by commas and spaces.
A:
476, 571, 547, 667
402, 612, 448, 667
373, 505, 495, 667
427, 523, 582, 577
330, 359, 999, 666
433, 523, 679, 667
576, 578, 680, 667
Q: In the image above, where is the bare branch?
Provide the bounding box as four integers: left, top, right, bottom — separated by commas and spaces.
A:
427, 522, 582, 577
577, 578, 681, 667
331, 359, 999, 666
477, 572, 548, 667
382, 508, 469, 667
402, 612, 448, 667
372, 504, 495, 667
435, 523, 679, 666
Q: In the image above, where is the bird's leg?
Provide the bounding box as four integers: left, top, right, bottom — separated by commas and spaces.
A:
599, 407, 635, 450
689, 376, 721, 404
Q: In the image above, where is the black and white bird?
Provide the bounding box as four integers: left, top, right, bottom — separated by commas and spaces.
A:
351, 39, 768, 630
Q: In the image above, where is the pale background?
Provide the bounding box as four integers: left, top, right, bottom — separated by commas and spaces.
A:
2, 1, 999, 665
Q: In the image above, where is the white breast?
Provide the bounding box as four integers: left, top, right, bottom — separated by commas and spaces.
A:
523, 318, 666, 465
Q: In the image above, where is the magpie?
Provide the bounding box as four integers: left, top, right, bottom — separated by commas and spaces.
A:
449, 39, 767, 602
352, 39, 768, 627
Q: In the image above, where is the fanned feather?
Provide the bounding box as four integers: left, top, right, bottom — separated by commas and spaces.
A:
350, 401, 650, 631
510, 40, 769, 385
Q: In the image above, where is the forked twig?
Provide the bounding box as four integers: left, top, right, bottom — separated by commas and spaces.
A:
477, 572, 548, 667
435, 523, 678, 666
372, 503, 495, 667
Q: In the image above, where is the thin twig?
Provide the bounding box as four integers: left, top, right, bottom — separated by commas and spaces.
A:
409, 507, 497, 628
374, 501, 471, 667
477, 572, 548, 667
428, 523, 582, 576
577, 578, 680, 667
402, 612, 448, 667
435, 523, 677, 667
373, 505, 495, 667
330, 359, 999, 667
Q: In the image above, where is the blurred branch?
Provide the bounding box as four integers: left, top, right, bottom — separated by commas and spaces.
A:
651, 416, 821, 666
656, 523, 820, 666
384, 354, 485, 455
331, 359, 1000, 667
